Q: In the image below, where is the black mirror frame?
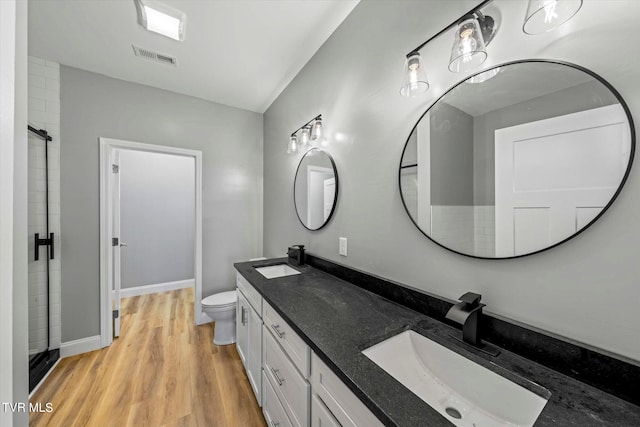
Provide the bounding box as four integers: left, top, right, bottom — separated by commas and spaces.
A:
398, 59, 636, 260
294, 148, 339, 231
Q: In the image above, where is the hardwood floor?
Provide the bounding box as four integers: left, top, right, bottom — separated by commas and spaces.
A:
30, 288, 267, 427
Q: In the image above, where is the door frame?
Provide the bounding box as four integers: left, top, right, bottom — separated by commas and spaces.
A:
99, 137, 203, 347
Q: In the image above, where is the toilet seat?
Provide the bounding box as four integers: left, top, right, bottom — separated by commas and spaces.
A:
202, 290, 237, 308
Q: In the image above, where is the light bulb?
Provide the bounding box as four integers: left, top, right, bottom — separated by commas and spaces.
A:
544, 2, 559, 24
311, 119, 323, 141
523, 0, 583, 35
448, 17, 487, 73
400, 52, 429, 97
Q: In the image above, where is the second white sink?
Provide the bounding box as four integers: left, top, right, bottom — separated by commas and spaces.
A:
255, 264, 301, 279
362, 330, 548, 427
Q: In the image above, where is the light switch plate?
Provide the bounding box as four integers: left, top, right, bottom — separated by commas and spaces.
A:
339, 237, 347, 256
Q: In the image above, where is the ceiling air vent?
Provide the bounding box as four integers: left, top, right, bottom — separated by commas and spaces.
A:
132, 45, 177, 66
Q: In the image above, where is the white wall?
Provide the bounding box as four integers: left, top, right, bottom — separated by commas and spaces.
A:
1, 0, 29, 425
119, 150, 195, 288
263, 0, 640, 362
28, 55, 62, 354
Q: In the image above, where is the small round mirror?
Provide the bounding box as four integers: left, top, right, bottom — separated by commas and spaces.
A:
294, 148, 338, 230
399, 60, 634, 258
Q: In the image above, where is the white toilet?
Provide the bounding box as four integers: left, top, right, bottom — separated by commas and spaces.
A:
202, 290, 237, 345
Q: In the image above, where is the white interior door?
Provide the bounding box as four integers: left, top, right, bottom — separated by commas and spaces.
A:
111, 150, 122, 337
495, 104, 630, 257
323, 177, 335, 221
307, 166, 333, 228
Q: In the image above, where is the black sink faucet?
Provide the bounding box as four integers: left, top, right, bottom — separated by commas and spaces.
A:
287, 245, 305, 266
445, 292, 485, 347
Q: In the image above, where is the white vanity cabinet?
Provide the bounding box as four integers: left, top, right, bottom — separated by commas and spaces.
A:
262, 301, 311, 427
236, 272, 263, 406
311, 353, 384, 427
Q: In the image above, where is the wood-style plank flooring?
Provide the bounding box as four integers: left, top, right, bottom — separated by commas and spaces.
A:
30, 288, 267, 427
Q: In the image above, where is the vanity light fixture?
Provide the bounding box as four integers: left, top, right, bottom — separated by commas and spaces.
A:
287, 114, 325, 154
523, 0, 583, 35
399, 0, 495, 96
134, 0, 186, 41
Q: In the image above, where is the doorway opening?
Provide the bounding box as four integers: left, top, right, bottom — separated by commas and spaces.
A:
99, 138, 202, 346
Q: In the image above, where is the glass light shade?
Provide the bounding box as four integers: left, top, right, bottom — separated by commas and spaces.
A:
300, 127, 310, 146
466, 67, 501, 84
523, 0, 583, 35
400, 52, 429, 97
448, 18, 488, 73
287, 135, 298, 154
310, 118, 327, 144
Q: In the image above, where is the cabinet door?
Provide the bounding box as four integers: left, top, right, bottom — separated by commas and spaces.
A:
311, 395, 340, 427
236, 290, 249, 368
247, 303, 263, 406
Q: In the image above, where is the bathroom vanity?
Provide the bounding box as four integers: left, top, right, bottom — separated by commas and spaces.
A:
235, 257, 640, 426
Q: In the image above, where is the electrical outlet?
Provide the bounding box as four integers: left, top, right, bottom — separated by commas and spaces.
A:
339, 237, 347, 257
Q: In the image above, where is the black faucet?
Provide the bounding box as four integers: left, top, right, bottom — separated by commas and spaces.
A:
445, 292, 485, 347
287, 245, 305, 266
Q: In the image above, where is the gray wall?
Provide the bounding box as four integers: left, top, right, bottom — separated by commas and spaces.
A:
61, 66, 263, 342
263, 0, 640, 362
430, 102, 474, 206
473, 79, 620, 205
120, 150, 195, 288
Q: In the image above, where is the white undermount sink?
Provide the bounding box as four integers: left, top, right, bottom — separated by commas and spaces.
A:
362, 331, 548, 427
255, 263, 301, 279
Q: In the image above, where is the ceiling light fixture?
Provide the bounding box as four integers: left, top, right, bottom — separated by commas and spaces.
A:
134, 0, 186, 41
523, 0, 583, 35
287, 115, 326, 154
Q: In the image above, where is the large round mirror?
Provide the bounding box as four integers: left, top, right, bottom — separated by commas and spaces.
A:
399, 60, 635, 259
294, 148, 338, 230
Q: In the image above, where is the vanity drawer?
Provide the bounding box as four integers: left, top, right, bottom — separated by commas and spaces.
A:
311, 353, 383, 427
263, 371, 294, 427
237, 272, 262, 315
264, 325, 310, 427
311, 395, 340, 427
263, 301, 310, 378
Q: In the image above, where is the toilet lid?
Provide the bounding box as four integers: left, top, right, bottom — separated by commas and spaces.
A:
202, 290, 237, 307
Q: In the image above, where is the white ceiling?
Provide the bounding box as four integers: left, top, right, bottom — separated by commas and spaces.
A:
28, 0, 359, 113
445, 62, 594, 117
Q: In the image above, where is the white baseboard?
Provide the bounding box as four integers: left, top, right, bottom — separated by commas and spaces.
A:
60, 335, 102, 358
119, 279, 194, 298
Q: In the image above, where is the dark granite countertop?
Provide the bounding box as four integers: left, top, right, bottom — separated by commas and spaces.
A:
234, 258, 640, 427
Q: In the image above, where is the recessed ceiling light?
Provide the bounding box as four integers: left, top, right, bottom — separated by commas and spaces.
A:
134, 0, 186, 41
